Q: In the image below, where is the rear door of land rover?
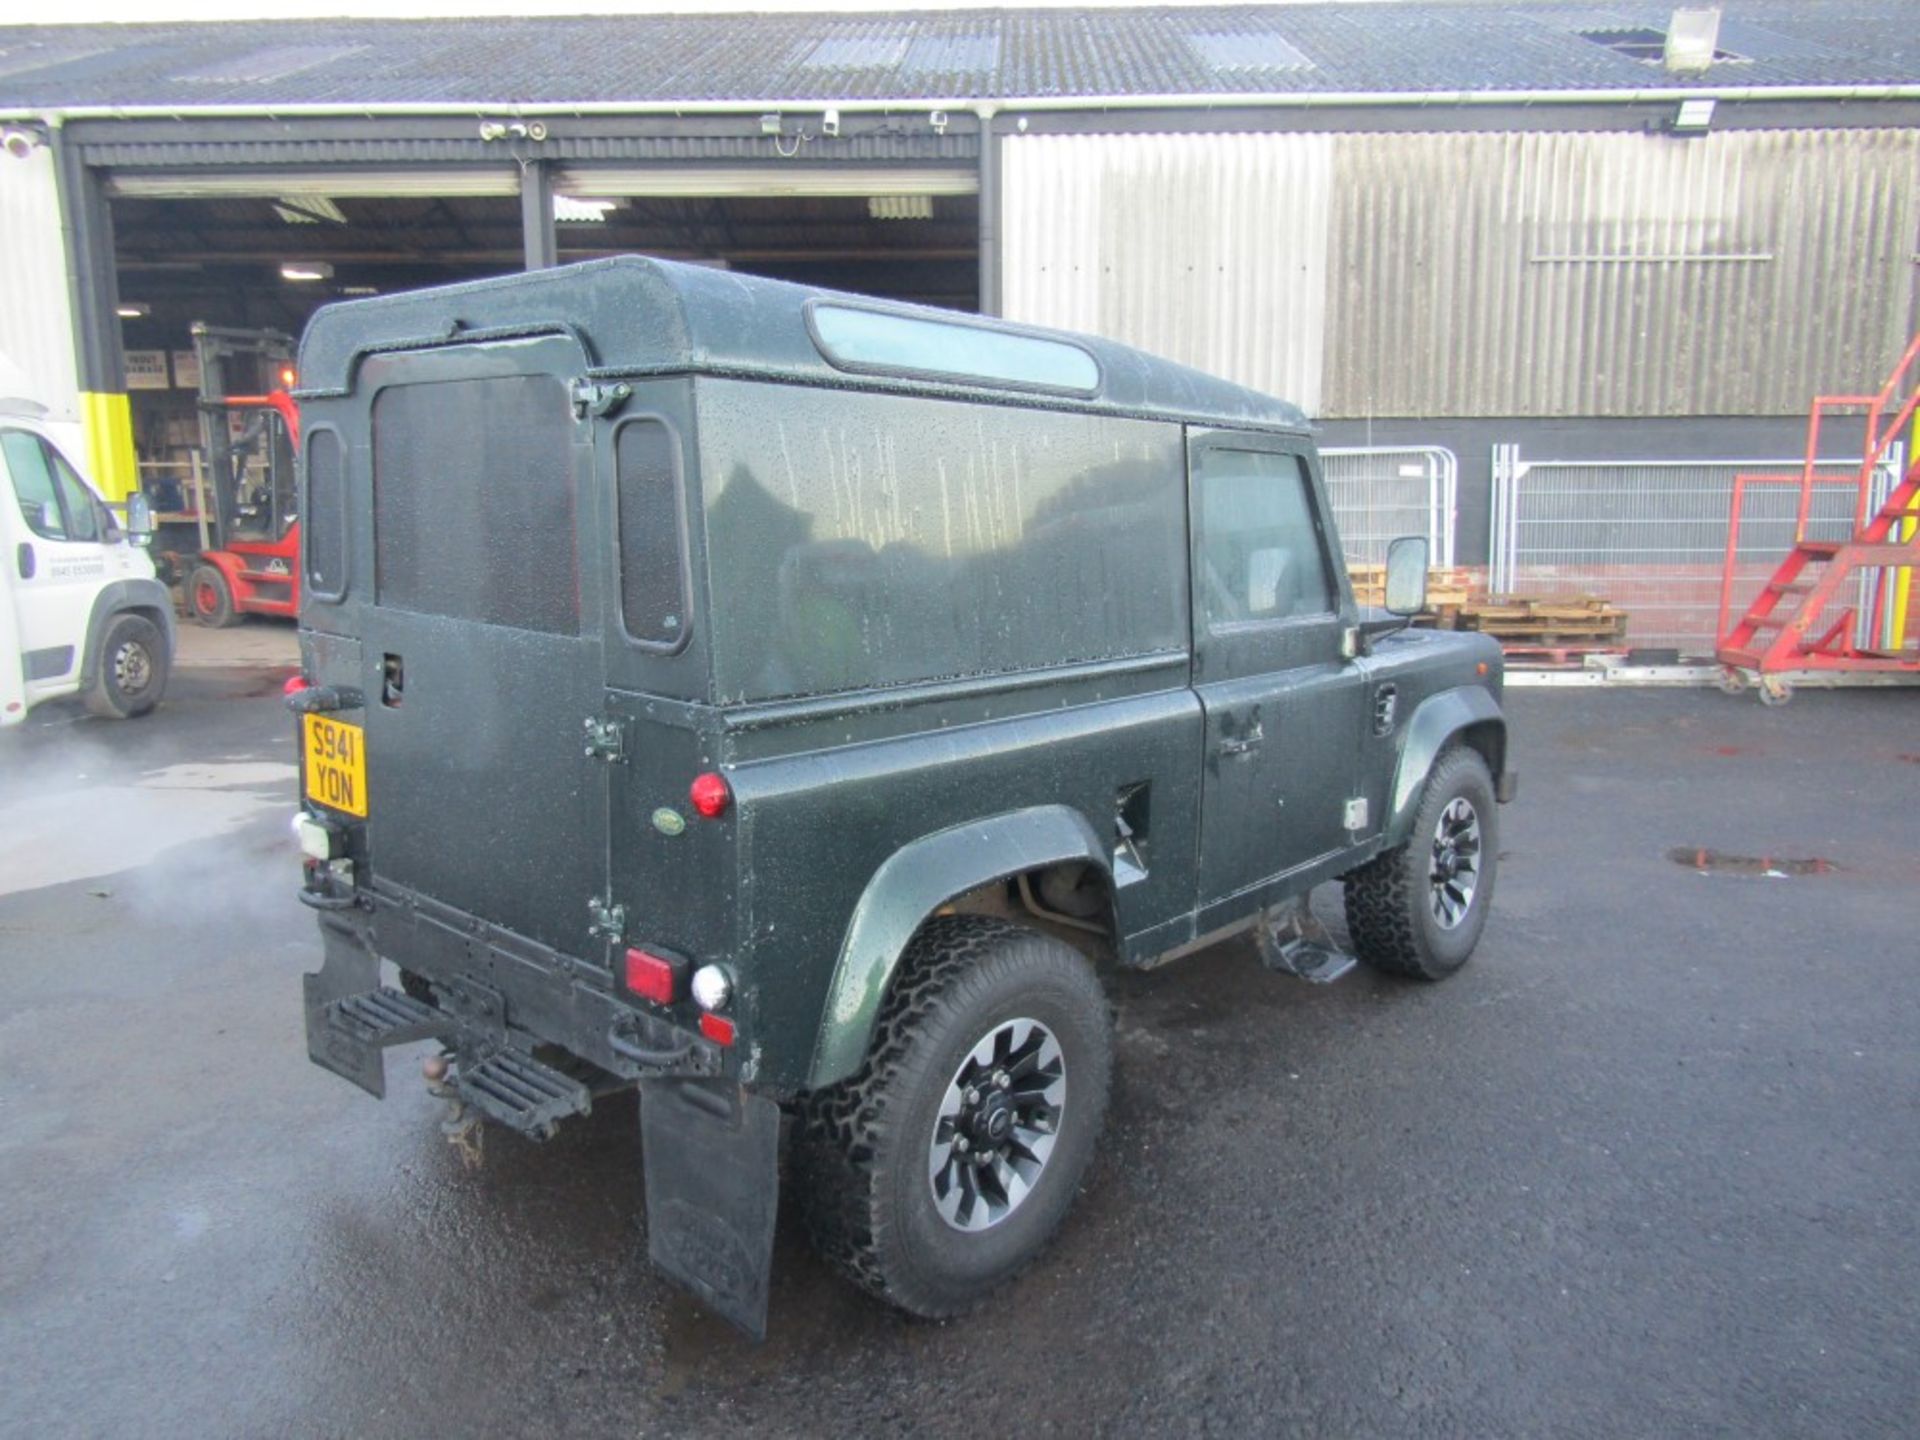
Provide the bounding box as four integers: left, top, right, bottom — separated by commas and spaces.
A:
353, 334, 608, 959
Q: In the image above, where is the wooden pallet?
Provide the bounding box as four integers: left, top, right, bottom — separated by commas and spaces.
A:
1346, 564, 1480, 612
1450, 594, 1628, 647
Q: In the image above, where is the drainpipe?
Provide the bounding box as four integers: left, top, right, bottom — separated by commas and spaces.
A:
975, 104, 1000, 317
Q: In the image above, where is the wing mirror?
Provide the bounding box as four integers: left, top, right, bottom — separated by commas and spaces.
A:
1383, 535, 1430, 616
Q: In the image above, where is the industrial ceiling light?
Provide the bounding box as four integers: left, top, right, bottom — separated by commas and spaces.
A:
280, 260, 334, 282
555, 196, 622, 223
115, 302, 151, 319
869, 195, 934, 221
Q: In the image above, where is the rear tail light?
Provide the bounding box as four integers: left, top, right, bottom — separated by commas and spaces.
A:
689, 771, 732, 819
623, 946, 688, 1005
699, 1013, 736, 1047
284, 673, 311, 696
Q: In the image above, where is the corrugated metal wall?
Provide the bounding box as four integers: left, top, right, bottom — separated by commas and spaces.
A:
1003, 128, 1920, 419
0, 146, 80, 425
1001, 132, 1332, 415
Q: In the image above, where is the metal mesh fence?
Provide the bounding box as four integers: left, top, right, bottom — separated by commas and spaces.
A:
1321, 447, 1457, 567
1491, 450, 1896, 657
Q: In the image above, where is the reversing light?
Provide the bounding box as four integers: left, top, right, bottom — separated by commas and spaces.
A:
623, 946, 687, 1006
291, 811, 341, 861
691, 964, 732, 1013
689, 771, 732, 819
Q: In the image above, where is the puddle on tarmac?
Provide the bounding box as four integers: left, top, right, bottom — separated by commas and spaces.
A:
1667, 847, 1838, 878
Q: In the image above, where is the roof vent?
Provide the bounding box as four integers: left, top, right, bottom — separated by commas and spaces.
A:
1578, 13, 1739, 68
1662, 7, 1723, 73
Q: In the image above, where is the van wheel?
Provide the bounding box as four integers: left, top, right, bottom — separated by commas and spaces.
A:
792, 915, 1111, 1318
1343, 746, 1497, 980
85, 613, 169, 720
189, 564, 240, 627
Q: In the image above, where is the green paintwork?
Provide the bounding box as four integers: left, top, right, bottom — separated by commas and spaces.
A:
808, 805, 1109, 1089
1385, 686, 1508, 846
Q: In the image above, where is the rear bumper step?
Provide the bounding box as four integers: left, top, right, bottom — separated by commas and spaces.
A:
456, 1050, 592, 1140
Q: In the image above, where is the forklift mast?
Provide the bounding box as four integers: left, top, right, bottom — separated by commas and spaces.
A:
191, 322, 298, 549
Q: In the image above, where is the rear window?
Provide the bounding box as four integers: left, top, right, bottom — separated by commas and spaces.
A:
616, 419, 690, 649
371, 374, 577, 635
304, 427, 346, 600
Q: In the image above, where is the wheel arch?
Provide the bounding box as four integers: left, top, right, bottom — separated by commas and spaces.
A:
1384, 686, 1506, 848
78, 579, 177, 690
807, 805, 1113, 1091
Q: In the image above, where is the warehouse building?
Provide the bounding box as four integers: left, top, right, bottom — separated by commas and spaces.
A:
2, 2, 1917, 652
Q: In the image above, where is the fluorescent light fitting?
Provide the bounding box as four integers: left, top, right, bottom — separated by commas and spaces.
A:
115, 302, 151, 318
340, 285, 379, 296
869, 195, 934, 221
554, 196, 620, 223
280, 260, 334, 282
1674, 97, 1716, 130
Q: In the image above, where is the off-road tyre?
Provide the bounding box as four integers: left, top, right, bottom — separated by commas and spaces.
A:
1343, 745, 1497, 981
84, 612, 168, 720
792, 914, 1112, 1318
189, 564, 240, 628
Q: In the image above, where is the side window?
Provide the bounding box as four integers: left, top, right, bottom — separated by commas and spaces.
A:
1194, 448, 1335, 627
615, 419, 689, 649
49, 447, 103, 543
2, 430, 70, 541
304, 428, 347, 599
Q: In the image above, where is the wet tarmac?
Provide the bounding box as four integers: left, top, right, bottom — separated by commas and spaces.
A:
3, 671, 1917, 1438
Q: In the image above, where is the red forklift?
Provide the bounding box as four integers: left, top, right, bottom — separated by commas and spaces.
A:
183, 323, 302, 626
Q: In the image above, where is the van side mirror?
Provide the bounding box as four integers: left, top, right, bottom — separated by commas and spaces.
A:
1384, 535, 1429, 616
125, 492, 155, 544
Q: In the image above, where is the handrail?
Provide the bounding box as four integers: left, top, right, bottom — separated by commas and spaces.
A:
1794, 332, 1920, 542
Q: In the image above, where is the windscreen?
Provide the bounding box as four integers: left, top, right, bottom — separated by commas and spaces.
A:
371, 374, 578, 635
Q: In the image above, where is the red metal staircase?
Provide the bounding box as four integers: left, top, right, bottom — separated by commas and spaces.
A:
1715, 333, 1920, 703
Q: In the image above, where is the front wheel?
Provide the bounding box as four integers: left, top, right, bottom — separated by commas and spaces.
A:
84, 612, 169, 719
792, 914, 1112, 1318
1343, 746, 1498, 980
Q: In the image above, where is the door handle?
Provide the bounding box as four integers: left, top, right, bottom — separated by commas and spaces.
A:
15, 543, 33, 580
1218, 728, 1264, 757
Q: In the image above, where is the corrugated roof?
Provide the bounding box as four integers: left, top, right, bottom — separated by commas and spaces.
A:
0, 2, 1914, 110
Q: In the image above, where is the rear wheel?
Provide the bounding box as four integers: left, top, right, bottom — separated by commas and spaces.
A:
84, 612, 168, 720
189, 564, 240, 628
1343, 746, 1497, 980
793, 914, 1111, 1318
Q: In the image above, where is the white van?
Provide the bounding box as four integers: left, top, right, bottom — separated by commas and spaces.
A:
0, 400, 173, 726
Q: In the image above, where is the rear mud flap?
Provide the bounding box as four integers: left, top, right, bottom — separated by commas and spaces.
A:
302, 918, 388, 1096
639, 1077, 781, 1341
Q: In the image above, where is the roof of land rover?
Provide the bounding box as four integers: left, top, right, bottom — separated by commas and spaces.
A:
296, 255, 1308, 432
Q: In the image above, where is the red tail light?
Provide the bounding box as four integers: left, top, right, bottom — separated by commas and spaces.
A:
623, 946, 686, 1005
283, 673, 311, 696
689, 771, 732, 819
699, 1013, 736, 1047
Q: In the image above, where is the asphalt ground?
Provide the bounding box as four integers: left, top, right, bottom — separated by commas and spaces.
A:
2, 668, 1916, 1439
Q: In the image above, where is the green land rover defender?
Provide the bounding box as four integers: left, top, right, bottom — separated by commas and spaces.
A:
290, 257, 1515, 1337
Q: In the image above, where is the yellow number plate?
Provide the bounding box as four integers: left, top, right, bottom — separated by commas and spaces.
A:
304, 714, 368, 818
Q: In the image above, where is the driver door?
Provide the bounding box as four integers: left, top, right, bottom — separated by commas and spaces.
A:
1189, 430, 1366, 929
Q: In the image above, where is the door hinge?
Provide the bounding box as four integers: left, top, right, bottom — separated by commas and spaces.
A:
570, 377, 632, 420
587, 895, 627, 940
582, 715, 627, 763
1343, 797, 1370, 832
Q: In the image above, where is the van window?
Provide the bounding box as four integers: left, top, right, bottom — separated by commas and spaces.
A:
371, 374, 577, 635
696, 380, 1186, 703
304, 428, 346, 599
615, 419, 688, 649
1194, 449, 1334, 627
809, 304, 1100, 395
2, 430, 100, 542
